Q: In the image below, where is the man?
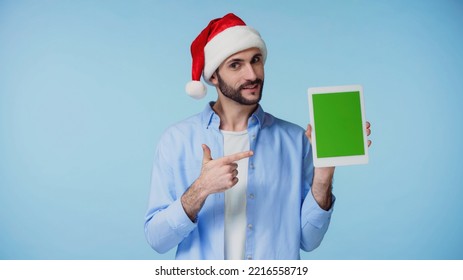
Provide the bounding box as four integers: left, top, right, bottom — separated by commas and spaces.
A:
144, 13, 371, 260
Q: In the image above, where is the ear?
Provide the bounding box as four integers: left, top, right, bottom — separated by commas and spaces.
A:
209, 71, 219, 86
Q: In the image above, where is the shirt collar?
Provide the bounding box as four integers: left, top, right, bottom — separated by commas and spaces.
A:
201, 102, 266, 130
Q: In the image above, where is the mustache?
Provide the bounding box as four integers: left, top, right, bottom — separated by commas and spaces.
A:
239, 79, 263, 90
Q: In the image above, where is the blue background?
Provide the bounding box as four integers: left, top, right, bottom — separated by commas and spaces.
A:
1, 0, 462, 259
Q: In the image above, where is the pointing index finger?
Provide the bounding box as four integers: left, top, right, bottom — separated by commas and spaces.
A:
221, 150, 254, 163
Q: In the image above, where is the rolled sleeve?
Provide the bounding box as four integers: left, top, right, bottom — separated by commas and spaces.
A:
145, 199, 197, 253
166, 199, 197, 233
299, 190, 335, 252
301, 190, 335, 229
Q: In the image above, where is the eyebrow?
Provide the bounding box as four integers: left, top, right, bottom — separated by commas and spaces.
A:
226, 58, 244, 64
226, 54, 262, 64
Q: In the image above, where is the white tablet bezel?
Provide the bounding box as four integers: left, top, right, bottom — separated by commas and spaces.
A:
307, 85, 369, 167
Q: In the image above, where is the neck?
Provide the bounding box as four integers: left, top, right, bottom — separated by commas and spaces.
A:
212, 98, 257, 131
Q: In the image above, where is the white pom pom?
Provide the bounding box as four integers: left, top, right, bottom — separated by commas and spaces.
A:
185, 81, 207, 99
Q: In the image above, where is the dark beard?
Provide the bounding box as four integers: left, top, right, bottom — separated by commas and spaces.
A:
216, 71, 264, 105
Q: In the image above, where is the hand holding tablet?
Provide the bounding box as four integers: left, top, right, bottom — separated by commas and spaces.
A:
307, 85, 370, 167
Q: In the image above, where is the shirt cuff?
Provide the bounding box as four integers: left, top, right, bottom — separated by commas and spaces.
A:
166, 199, 197, 237
301, 190, 335, 229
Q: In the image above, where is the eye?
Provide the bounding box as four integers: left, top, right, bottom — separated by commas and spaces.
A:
251, 55, 262, 64
229, 62, 241, 70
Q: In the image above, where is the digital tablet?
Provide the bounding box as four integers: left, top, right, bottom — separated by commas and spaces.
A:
307, 85, 368, 167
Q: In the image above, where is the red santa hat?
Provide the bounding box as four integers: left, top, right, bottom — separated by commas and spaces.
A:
185, 13, 267, 99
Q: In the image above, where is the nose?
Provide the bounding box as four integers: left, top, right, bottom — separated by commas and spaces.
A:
243, 63, 257, 81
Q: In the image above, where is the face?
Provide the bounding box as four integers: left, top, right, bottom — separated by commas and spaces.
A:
210, 48, 264, 105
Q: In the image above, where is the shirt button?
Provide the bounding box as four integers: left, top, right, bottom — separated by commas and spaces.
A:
247, 255, 252, 260
250, 163, 255, 169
249, 193, 255, 199
248, 224, 253, 230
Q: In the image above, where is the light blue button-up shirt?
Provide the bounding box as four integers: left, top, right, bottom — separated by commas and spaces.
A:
145, 103, 334, 259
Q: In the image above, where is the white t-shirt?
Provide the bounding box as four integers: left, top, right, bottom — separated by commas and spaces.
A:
222, 130, 249, 260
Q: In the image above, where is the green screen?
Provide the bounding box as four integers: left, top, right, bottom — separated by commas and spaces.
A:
312, 91, 365, 158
